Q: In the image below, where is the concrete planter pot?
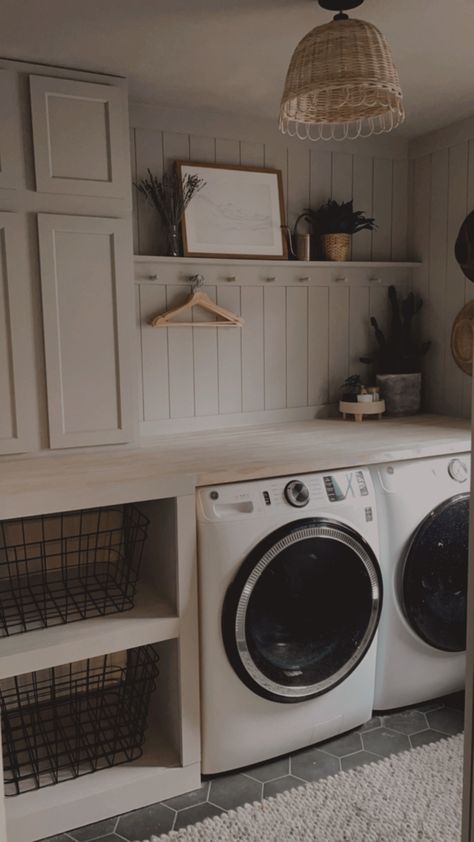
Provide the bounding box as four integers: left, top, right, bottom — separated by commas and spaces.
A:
376, 373, 422, 416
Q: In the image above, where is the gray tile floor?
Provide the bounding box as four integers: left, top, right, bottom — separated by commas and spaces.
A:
42, 692, 464, 842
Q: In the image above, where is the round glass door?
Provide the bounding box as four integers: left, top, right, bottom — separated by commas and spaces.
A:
402, 494, 469, 652
222, 518, 382, 703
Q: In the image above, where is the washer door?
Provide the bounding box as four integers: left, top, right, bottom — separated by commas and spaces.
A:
403, 494, 469, 652
222, 518, 382, 703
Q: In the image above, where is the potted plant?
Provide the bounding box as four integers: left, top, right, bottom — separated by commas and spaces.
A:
302, 199, 377, 261
341, 375, 363, 402
135, 168, 205, 256
360, 286, 431, 416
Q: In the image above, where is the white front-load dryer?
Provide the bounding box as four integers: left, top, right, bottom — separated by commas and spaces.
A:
197, 468, 382, 774
371, 454, 470, 711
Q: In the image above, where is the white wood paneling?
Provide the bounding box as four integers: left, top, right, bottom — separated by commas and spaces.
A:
410, 117, 474, 420
0, 70, 22, 189
136, 259, 413, 434
38, 214, 135, 448
30, 75, 129, 198
286, 286, 308, 407
0, 213, 35, 454
216, 284, 242, 415
241, 285, 265, 412
264, 285, 286, 410
372, 158, 393, 261
132, 121, 409, 263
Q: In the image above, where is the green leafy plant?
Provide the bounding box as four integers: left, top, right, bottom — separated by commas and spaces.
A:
134, 168, 206, 228
341, 374, 363, 402
360, 286, 431, 374
299, 199, 377, 236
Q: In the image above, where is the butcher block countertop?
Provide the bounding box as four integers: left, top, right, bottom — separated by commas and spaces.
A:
0, 415, 470, 519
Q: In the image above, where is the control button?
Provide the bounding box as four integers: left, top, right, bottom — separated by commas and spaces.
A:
210, 490, 219, 500
263, 491, 271, 506
284, 480, 310, 508
448, 458, 468, 483
356, 470, 369, 496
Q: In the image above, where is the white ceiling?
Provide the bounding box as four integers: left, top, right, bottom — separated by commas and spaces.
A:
1, 0, 474, 138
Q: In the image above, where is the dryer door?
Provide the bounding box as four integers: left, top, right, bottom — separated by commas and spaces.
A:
222, 518, 382, 703
402, 494, 469, 652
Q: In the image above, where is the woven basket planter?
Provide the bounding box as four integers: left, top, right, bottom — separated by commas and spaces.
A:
321, 233, 351, 262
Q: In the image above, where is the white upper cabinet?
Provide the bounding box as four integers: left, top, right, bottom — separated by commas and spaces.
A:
0, 70, 22, 189
38, 213, 135, 448
30, 75, 129, 198
0, 213, 34, 454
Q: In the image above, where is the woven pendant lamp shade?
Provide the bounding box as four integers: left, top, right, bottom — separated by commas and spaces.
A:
279, 17, 405, 141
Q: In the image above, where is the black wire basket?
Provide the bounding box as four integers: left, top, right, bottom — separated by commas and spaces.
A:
1, 645, 160, 796
0, 505, 149, 636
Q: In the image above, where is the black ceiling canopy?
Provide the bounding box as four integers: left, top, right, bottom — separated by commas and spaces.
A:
318, 0, 364, 11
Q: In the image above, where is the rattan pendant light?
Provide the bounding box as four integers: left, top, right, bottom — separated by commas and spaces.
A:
279, 0, 405, 141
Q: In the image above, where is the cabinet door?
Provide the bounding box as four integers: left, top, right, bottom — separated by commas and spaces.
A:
0, 213, 34, 454
0, 70, 21, 189
30, 75, 128, 198
38, 214, 135, 448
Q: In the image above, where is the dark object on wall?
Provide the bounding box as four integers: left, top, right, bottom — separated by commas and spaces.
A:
455, 210, 474, 282
451, 299, 474, 376
1, 645, 159, 795
360, 286, 430, 375
0, 504, 149, 637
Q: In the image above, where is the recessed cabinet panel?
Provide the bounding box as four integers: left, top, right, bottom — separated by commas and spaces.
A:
0, 70, 22, 189
30, 75, 128, 197
0, 213, 34, 454
38, 214, 134, 448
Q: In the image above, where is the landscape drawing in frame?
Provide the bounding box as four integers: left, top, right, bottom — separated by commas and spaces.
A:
176, 161, 288, 259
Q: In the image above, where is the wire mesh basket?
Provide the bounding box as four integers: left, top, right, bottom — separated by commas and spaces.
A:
0, 505, 149, 637
1, 645, 160, 796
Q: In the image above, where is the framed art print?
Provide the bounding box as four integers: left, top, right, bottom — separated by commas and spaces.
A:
176, 161, 287, 259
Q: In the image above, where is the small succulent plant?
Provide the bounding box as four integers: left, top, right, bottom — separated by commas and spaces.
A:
360, 286, 431, 375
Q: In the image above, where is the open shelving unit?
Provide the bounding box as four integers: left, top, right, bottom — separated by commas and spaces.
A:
0, 492, 201, 842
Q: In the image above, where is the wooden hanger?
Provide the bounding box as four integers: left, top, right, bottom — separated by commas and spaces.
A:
149, 274, 243, 328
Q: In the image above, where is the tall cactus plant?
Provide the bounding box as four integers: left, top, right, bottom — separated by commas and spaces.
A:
360, 286, 431, 374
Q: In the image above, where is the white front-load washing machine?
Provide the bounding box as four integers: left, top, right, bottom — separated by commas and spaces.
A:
371, 454, 470, 711
197, 468, 383, 774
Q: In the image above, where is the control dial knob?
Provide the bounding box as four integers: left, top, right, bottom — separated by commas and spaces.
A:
285, 480, 310, 507
448, 458, 468, 483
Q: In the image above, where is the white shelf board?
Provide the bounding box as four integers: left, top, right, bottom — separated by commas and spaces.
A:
5, 732, 200, 842
0, 582, 178, 679
134, 254, 422, 269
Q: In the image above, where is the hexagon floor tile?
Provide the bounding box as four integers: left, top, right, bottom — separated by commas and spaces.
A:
42, 693, 463, 842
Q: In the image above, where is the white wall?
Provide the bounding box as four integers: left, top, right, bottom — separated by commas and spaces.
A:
130, 102, 413, 434
410, 116, 474, 419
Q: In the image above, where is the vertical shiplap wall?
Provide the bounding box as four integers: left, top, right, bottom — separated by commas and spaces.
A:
410, 118, 474, 419
130, 102, 411, 434
130, 102, 409, 261
135, 263, 413, 435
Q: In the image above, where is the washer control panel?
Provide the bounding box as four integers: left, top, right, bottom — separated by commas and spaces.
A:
448, 458, 468, 483
284, 480, 310, 507
323, 470, 369, 502
197, 468, 375, 522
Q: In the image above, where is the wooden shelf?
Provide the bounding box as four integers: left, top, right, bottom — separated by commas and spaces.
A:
0, 582, 178, 680
135, 255, 422, 269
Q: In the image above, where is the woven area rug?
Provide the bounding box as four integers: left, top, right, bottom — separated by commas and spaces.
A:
149, 734, 463, 842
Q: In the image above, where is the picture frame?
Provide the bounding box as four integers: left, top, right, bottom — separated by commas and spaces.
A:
176, 160, 288, 260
